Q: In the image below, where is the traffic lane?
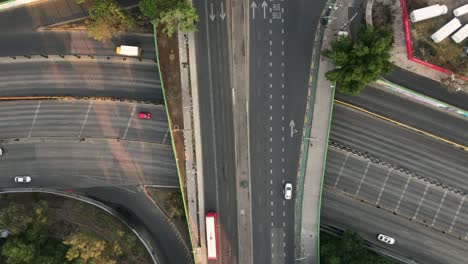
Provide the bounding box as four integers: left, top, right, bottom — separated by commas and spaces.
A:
336, 84, 468, 145
325, 147, 468, 239
0, 32, 156, 59
0, 60, 162, 102
384, 66, 468, 110
0, 100, 169, 144
330, 104, 468, 193
193, 0, 239, 262
80, 186, 192, 264
321, 189, 468, 264
0, 0, 139, 33
0, 138, 178, 189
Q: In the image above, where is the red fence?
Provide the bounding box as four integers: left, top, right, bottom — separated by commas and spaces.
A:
399, 0, 468, 81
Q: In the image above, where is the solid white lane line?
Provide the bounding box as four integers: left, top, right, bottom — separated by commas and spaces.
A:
449, 197, 465, 233
431, 190, 448, 227
333, 154, 349, 188
122, 104, 136, 139
28, 101, 42, 138
413, 183, 430, 220
78, 101, 93, 138
162, 128, 170, 144
355, 162, 371, 196
376, 168, 393, 204
395, 175, 412, 212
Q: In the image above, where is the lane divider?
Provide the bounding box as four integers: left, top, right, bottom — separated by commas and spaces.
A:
334, 99, 468, 152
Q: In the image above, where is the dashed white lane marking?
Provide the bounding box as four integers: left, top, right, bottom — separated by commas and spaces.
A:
282, 168, 285, 173
270, 158, 273, 164
281, 104, 284, 110
376, 168, 393, 204
431, 190, 448, 227
449, 196, 465, 233
269, 19, 272, 23
269, 62, 273, 67
281, 157, 284, 163
333, 154, 349, 188
270, 190, 273, 196
282, 136, 284, 142
282, 147, 285, 152
282, 95, 284, 99
282, 116, 285, 121
270, 94, 273, 99
270, 83, 273, 88
271, 222, 274, 227
282, 179, 285, 184
122, 104, 137, 139
270, 137, 272, 142
270, 126, 273, 132
162, 128, 170, 144
271, 211, 274, 216
270, 169, 273, 175
281, 72, 284, 77
270, 105, 273, 110
79, 101, 93, 138
282, 126, 284, 131
28, 101, 42, 138
269, 29, 272, 34
270, 51, 273, 56
283, 201, 285, 206
355, 162, 371, 196
270, 116, 272, 121
270, 179, 273, 184
413, 183, 430, 220
281, 29, 284, 34
269, 73, 272, 77
395, 175, 412, 212
281, 40, 284, 45
271, 201, 274, 206
270, 147, 273, 152
281, 51, 284, 56
282, 211, 285, 216
269, 40, 272, 45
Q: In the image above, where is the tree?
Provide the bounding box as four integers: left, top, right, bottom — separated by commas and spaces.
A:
320, 230, 396, 264
86, 0, 135, 43
159, 1, 199, 37
139, 0, 199, 36
323, 26, 393, 95
63, 231, 118, 264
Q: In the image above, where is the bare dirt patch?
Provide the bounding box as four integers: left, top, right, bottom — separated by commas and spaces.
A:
406, 0, 468, 76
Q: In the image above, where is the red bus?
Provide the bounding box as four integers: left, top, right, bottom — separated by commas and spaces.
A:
205, 212, 219, 260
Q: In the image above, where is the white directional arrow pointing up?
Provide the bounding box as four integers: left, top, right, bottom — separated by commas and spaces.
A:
251, 1, 257, 20
220, 2, 226, 20
289, 120, 298, 138
261, 1, 268, 19
210, 3, 216, 21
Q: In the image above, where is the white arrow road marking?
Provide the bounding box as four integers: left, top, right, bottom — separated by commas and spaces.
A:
262, 1, 268, 19
251, 1, 257, 20
220, 2, 226, 20
289, 120, 297, 138
210, 3, 216, 21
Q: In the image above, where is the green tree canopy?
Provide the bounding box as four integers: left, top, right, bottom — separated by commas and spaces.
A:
139, 0, 199, 36
323, 26, 393, 95
321, 230, 396, 264
86, 0, 135, 43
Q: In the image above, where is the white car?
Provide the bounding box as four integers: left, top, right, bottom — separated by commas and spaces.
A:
284, 183, 293, 200
0, 147, 3, 156
14, 176, 31, 183
377, 234, 395, 245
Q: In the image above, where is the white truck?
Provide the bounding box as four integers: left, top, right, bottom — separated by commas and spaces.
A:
453, 4, 468, 17
116, 45, 141, 57
451, 24, 468, 43
431, 18, 462, 43
410, 4, 448, 23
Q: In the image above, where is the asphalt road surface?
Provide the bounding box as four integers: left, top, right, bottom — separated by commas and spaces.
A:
0, 0, 155, 58
248, 0, 326, 262
330, 103, 468, 194
321, 188, 468, 264
0, 100, 170, 143
336, 83, 468, 146
79, 186, 192, 264
192, 0, 238, 262
0, 60, 162, 102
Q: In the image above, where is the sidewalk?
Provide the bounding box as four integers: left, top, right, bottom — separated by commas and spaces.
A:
296, 1, 345, 263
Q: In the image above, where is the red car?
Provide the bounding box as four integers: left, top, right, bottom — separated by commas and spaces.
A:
138, 112, 151, 120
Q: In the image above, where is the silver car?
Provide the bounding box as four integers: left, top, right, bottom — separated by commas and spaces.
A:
377, 234, 395, 245
14, 176, 31, 183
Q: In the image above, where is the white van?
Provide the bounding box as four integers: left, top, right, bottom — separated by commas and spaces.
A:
116, 45, 141, 57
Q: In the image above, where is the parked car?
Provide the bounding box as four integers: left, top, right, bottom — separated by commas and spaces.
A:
0, 147, 3, 156
377, 234, 395, 245
284, 183, 293, 200
138, 112, 151, 120
14, 176, 31, 183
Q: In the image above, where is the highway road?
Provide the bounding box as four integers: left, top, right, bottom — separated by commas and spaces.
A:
192, 0, 238, 262
321, 188, 468, 264
330, 103, 468, 194
0, 60, 162, 102
0, 0, 155, 58
248, 0, 327, 262
0, 100, 170, 143
322, 99, 468, 263
336, 83, 468, 145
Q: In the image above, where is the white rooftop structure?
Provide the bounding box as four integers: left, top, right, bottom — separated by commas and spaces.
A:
410, 4, 448, 23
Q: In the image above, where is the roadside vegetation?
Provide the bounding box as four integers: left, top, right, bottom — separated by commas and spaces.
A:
320, 230, 397, 264
323, 26, 393, 95
0, 193, 151, 264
